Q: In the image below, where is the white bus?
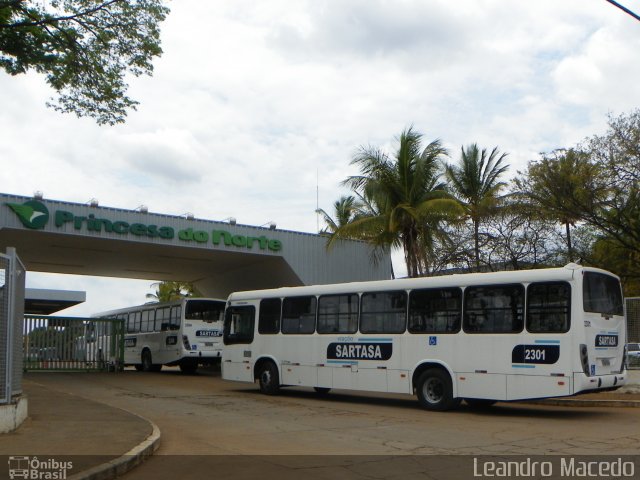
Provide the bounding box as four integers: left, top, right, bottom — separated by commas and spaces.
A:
222, 264, 628, 410
96, 297, 226, 373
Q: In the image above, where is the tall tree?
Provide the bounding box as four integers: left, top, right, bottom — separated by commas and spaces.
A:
515, 148, 601, 262
581, 110, 640, 255
332, 127, 462, 277
0, 0, 169, 124
444, 144, 509, 271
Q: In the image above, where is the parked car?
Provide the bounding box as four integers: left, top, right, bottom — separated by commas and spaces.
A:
627, 343, 640, 367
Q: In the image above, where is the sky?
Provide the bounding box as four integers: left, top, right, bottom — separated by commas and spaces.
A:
2, 0, 640, 316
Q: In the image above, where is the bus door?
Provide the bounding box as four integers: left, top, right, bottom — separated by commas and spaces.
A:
156, 306, 180, 364
222, 304, 256, 382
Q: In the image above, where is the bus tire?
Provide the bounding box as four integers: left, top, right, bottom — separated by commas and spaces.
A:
257, 361, 280, 395
141, 350, 153, 372
416, 368, 460, 411
314, 387, 331, 395
465, 398, 496, 409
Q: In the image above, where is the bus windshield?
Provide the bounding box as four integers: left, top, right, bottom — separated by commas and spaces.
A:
583, 272, 623, 316
185, 299, 225, 322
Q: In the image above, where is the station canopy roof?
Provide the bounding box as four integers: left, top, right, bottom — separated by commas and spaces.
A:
25, 288, 86, 315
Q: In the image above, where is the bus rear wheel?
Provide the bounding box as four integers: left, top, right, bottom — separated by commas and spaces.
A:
141, 350, 162, 372
416, 368, 460, 411
257, 361, 280, 395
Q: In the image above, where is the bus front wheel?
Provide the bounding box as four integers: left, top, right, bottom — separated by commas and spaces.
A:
141, 350, 153, 372
257, 362, 280, 395
416, 368, 460, 411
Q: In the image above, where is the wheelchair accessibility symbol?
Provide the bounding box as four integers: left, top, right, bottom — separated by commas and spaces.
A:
429, 336, 437, 346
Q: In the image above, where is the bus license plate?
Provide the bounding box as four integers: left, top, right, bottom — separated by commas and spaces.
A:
205, 342, 213, 347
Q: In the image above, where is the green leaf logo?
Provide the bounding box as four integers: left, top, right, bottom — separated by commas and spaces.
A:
6, 200, 50, 229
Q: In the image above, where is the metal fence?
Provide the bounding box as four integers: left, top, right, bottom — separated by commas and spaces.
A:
0, 248, 25, 404
626, 297, 640, 343
23, 316, 124, 372
626, 297, 640, 369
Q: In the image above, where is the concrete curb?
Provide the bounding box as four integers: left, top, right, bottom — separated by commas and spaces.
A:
0, 395, 28, 433
68, 417, 161, 480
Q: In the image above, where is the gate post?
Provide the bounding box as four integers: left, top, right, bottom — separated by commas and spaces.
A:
0, 247, 27, 433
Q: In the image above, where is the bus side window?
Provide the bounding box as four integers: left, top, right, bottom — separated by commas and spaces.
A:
258, 298, 281, 334
282, 296, 316, 334
157, 307, 169, 331
141, 310, 153, 333
170, 306, 181, 330
527, 282, 570, 333
408, 288, 461, 333
317, 294, 358, 334
463, 284, 524, 334
127, 312, 138, 333
360, 291, 407, 334
134, 311, 141, 332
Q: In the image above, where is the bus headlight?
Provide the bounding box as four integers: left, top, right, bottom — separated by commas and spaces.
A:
580, 344, 590, 376
182, 335, 191, 351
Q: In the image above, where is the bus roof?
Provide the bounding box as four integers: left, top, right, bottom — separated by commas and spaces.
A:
92, 297, 226, 318
227, 264, 618, 301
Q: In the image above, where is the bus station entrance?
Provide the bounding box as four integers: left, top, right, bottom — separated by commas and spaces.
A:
0, 192, 391, 374
0, 192, 391, 298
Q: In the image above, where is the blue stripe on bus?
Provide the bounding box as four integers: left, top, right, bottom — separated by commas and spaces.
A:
534, 340, 561, 344
327, 360, 359, 365
357, 338, 393, 343
512, 364, 536, 368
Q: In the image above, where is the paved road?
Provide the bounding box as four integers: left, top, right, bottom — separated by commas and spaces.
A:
27, 369, 640, 479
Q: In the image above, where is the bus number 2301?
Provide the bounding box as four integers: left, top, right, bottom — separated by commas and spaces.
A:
512, 344, 560, 365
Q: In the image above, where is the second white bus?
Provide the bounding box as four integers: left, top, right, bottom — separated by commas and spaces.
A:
222, 264, 628, 410
96, 297, 226, 373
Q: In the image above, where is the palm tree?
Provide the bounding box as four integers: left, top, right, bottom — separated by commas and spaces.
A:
332, 127, 462, 277
316, 195, 358, 234
445, 144, 509, 271
146, 281, 201, 303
